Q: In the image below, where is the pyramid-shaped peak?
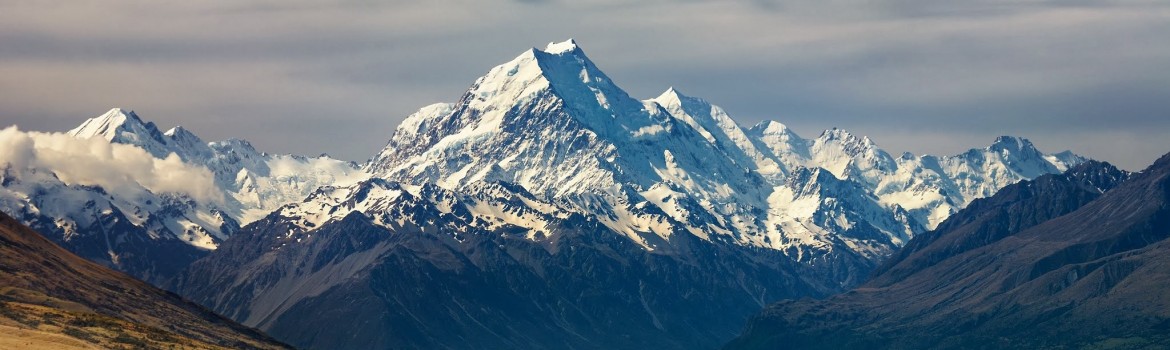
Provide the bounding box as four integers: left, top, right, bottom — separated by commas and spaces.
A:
661, 86, 685, 97
652, 87, 681, 103
108, 107, 139, 119
475, 38, 606, 94
164, 125, 193, 137
656, 86, 679, 99
164, 125, 206, 144
67, 107, 155, 141
454, 38, 650, 132
651, 87, 718, 117
93, 107, 142, 125
653, 86, 701, 103
542, 38, 580, 54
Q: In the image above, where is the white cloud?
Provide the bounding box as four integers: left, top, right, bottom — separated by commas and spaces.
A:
0, 126, 223, 204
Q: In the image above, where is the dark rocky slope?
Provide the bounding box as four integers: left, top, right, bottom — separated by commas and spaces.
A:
172, 195, 824, 350
0, 211, 287, 349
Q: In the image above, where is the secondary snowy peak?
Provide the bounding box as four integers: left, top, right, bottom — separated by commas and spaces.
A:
650, 87, 784, 177
66, 110, 367, 225
758, 166, 921, 270
967, 135, 1079, 177
0, 108, 364, 280
985, 135, 1084, 174
872, 135, 1087, 229
813, 128, 879, 152
747, 120, 810, 172
650, 86, 697, 110
650, 88, 716, 144
988, 136, 1050, 167
747, 123, 903, 188
743, 119, 1086, 230
30, 109, 365, 245
0, 126, 238, 282
1049, 150, 1088, 169
67, 108, 225, 163
164, 126, 214, 160
164, 125, 204, 145
935, 135, 1083, 196
809, 128, 898, 187
68, 108, 174, 159
67, 107, 148, 140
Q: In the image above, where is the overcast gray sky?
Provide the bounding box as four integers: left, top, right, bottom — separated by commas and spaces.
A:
2, 0, 1168, 170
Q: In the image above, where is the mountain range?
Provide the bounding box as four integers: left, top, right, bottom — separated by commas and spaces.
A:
725, 154, 1170, 348
0, 109, 363, 284
0, 39, 1097, 349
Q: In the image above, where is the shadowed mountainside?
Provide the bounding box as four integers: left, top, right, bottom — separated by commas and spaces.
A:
0, 211, 289, 350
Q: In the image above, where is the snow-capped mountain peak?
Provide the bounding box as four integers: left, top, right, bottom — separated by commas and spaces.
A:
989, 135, 1038, 154
164, 126, 213, 160
68, 108, 177, 159
649, 86, 785, 177
814, 127, 879, 152
1049, 150, 1088, 170
650, 87, 722, 126
747, 121, 809, 161
448, 38, 647, 136
164, 125, 199, 140
809, 127, 898, 185
68, 108, 149, 140
651, 86, 689, 105
649, 87, 710, 132
543, 38, 580, 54
528, 39, 652, 130
367, 39, 668, 193
968, 135, 1066, 176
751, 120, 795, 136
2, 109, 368, 277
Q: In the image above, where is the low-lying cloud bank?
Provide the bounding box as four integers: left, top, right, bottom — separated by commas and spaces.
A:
0, 126, 223, 204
